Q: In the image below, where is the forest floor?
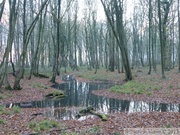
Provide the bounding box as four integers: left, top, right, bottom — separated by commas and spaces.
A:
0, 67, 180, 135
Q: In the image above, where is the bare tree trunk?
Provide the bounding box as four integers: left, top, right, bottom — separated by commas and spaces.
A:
0, 0, 6, 21
14, 0, 49, 89
51, 0, 61, 83
101, 0, 133, 81
109, 28, 115, 72
158, 0, 166, 78
178, 0, 180, 72
148, 0, 152, 75
30, 0, 35, 65
0, 0, 19, 89
73, 1, 78, 71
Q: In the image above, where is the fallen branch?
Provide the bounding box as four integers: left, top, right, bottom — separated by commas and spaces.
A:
45, 90, 65, 99
76, 107, 108, 121
33, 73, 49, 78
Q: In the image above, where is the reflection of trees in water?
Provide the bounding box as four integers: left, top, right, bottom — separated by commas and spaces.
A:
9, 81, 180, 120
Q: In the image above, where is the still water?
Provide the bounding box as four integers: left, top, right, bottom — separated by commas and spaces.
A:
7, 80, 180, 120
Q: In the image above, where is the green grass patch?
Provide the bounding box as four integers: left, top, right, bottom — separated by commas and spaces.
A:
0, 95, 3, 99
0, 105, 4, 112
29, 120, 60, 131
76, 68, 120, 81
30, 82, 48, 89
12, 106, 21, 113
152, 85, 162, 91
0, 93, 13, 100
110, 81, 153, 95
0, 119, 6, 124
87, 126, 103, 134
0, 105, 21, 115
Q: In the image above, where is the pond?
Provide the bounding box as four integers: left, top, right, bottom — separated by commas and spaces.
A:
7, 78, 180, 120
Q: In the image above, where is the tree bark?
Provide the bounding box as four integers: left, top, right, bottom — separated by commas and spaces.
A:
0, 0, 5, 21
101, 0, 133, 81
50, 0, 61, 83
158, 0, 166, 78
0, 0, 19, 89
148, 0, 152, 75
14, 0, 49, 89
178, 0, 180, 72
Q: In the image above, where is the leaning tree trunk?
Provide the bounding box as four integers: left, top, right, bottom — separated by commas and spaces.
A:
101, 0, 133, 81
29, 6, 47, 79
0, 0, 6, 21
0, 0, 18, 89
178, 0, 180, 72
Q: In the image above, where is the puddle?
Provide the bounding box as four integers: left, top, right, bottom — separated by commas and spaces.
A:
7, 80, 180, 120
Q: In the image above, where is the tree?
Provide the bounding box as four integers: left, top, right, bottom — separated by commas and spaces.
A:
158, 0, 166, 78
101, 0, 133, 81
29, 2, 48, 79
178, 0, 180, 72
148, 0, 153, 75
161, 0, 173, 71
50, 0, 61, 83
73, 0, 79, 71
0, 0, 6, 21
0, 0, 19, 89
13, 0, 49, 89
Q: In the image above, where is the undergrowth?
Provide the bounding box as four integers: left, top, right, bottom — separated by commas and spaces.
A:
29, 120, 60, 131
110, 81, 155, 95
30, 82, 48, 89
0, 105, 21, 115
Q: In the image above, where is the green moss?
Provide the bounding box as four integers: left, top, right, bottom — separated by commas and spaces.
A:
29, 120, 60, 131
0, 105, 4, 112
0, 119, 6, 124
90, 110, 108, 121
12, 106, 21, 113
29, 122, 37, 129
168, 85, 173, 89
110, 81, 153, 95
153, 86, 161, 91
45, 90, 65, 99
87, 126, 103, 134
30, 82, 48, 89
0, 105, 21, 115
0, 95, 4, 99
79, 106, 94, 114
